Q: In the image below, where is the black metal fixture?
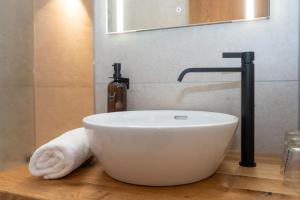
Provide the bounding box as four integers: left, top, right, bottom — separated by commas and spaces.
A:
178, 52, 256, 168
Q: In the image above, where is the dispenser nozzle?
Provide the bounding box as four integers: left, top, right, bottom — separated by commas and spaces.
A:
112, 63, 122, 79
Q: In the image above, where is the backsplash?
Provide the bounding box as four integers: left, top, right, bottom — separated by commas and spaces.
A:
94, 0, 299, 155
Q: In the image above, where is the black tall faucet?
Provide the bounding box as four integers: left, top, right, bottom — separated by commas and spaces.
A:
178, 52, 256, 168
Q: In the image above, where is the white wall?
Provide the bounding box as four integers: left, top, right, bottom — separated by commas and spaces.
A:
94, 0, 299, 155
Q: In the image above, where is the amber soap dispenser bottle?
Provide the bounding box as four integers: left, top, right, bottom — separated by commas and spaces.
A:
107, 63, 129, 112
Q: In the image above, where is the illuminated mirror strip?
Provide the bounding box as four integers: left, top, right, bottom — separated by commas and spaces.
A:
117, 0, 124, 32
246, 0, 255, 20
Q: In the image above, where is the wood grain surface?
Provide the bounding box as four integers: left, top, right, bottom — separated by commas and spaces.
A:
189, 0, 269, 24
0, 155, 299, 200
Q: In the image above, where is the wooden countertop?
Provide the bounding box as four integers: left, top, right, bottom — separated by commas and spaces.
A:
0, 155, 299, 200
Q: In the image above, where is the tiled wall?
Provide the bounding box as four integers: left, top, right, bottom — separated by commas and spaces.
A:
34, 0, 94, 146
0, 0, 35, 169
94, 0, 299, 155
0, 0, 94, 169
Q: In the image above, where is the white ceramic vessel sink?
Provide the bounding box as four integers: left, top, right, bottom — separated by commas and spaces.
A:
83, 110, 238, 186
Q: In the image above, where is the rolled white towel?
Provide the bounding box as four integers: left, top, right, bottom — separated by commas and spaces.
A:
29, 128, 91, 179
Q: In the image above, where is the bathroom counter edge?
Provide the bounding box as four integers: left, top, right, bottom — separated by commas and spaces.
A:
0, 155, 299, 200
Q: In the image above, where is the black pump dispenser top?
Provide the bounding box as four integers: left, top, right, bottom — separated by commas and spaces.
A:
113, 63, 122, 80
111, 63, 130, 89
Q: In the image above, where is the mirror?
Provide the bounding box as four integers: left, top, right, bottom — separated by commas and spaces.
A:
107, 0, 270, 33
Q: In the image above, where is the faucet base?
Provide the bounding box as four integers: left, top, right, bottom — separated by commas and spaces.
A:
239, 161, 257, 168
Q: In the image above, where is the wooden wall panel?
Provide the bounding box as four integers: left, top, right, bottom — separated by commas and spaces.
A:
34, 0, 94, 146
256, 0, 269, 18
189, 0, 269, 24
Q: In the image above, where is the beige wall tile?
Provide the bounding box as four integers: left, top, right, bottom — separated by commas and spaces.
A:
0, 0, 35, 170
34, 0, 94, 147
0, 0, 94, 170
0, 86, 35, 161
0, 161, 25, 171
34, 0, 93, 87
0, 0, 33, 38
0, 33, 34, 86
35, 86, 94, 146
0, 0, 34, 86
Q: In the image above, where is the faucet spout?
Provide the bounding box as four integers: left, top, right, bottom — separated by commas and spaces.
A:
178, 68, 242, 82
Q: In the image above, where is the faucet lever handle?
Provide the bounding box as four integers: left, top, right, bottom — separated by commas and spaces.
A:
223, 52, 255, 64
222, 52, 242, 58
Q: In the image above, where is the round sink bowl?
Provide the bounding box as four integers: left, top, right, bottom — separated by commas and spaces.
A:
83, 110, 239, 186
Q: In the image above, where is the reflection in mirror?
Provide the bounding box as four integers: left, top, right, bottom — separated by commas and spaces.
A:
107, 0, 270, 33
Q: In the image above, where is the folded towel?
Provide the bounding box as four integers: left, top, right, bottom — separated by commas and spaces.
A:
29, 128, 91, 179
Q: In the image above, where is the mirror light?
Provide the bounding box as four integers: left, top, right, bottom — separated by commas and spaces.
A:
246, 0, 255, 20
117, 0, 124, 32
